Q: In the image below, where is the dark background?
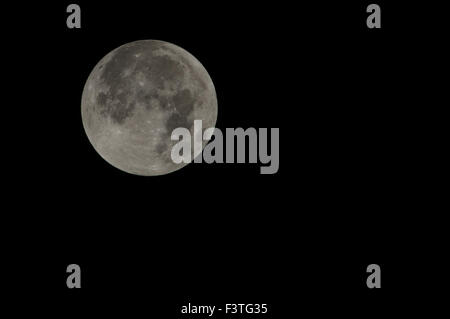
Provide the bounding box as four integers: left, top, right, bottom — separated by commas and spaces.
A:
6, 0, 445, 317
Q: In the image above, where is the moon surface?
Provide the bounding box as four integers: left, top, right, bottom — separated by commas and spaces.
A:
81, 40, 218, 176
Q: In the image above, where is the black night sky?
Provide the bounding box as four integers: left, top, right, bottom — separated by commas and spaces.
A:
4, 1, 445, 317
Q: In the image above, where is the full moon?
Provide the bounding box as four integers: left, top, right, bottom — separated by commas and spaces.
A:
81, 40, 218, 176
